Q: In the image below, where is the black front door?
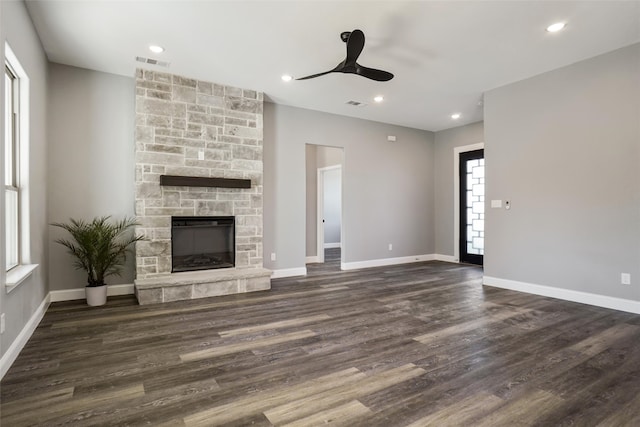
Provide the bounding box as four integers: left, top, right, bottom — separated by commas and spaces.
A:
459, 149, 484, 265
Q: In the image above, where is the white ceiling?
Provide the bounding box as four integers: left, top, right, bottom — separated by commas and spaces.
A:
25, 1, 640, 131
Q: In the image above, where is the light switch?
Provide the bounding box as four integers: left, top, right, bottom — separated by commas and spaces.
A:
491, 200, 502, 208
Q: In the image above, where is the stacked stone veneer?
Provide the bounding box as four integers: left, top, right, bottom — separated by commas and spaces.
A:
133, 68, 270, 304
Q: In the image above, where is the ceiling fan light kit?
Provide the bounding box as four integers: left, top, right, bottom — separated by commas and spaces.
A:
296, 29, 394, 82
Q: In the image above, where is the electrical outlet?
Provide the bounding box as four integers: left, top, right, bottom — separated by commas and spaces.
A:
1, 313, 5, 334
621, 273, 631, 285
198, 150, 205, 160
270, 252, 276, 261
388, 244, 393, 251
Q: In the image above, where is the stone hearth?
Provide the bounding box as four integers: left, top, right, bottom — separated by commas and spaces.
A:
135, 268, 271, 305
133, 69, 270, 304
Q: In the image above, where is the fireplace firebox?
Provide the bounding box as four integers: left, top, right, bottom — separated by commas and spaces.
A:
171, 216, 235, 272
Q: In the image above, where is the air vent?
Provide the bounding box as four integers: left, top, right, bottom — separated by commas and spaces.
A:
135, 56, 171, 68
345, 100, 367, 107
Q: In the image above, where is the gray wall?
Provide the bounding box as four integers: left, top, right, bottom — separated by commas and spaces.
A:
48, 63, 135, 291
484, 43, 640, 301
0, 0, 49, 358
433, 122, 485, 257
305, 145, 343, 257
317, 146, 344, 169
264, 103, 435, 270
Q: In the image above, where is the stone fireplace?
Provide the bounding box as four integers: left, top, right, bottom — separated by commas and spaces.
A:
133, 69, 271, 305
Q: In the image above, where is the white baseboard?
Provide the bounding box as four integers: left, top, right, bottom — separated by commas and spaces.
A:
483, 276, 640, 315
324, 242, 341, 249
305, 256, 320, 264
0, 293, 51, 379
434, 254, 457, 263
341, 254, 436, 271
50, 283, 135, 302
271, 267, 307, 279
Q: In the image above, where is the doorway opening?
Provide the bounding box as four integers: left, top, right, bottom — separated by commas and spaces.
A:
317, 165, 342, 264
305, 144, 344, 271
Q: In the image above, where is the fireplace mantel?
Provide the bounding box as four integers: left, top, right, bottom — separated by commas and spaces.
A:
160, 175, 251, 189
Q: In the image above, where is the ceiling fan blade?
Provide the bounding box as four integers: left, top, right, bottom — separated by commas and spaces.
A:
356, 65, 394, 81
295, 30, 393, 82
295, 70, 335, 80
345, 29, 365, 64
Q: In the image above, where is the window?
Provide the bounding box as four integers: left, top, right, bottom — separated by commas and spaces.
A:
3, 44, 36, 290
5, 63, 19, 271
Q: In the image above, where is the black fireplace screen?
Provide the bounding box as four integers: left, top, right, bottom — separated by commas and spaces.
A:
171, 216, 235, 272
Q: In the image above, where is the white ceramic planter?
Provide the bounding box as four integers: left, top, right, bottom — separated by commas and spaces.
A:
86, 285, 108, 306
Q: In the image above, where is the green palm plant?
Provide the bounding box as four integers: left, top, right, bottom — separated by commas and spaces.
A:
52, 216, 145, 287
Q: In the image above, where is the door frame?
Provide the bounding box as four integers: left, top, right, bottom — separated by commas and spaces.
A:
453, 142, 484, 262
317, 164, 342, 264
459, 149, 484, 265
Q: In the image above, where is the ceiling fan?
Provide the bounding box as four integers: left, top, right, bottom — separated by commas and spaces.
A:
296, 29, 394, 82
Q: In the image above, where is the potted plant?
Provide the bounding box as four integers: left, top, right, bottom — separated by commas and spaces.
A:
52, 216, 144, 306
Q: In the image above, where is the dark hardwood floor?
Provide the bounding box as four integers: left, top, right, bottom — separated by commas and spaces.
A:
306, 247, 341, 273
2, 256, 640, 426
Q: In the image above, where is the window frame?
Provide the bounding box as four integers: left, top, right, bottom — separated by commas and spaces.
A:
5, 61, 20, 272
4, 43, 38, 291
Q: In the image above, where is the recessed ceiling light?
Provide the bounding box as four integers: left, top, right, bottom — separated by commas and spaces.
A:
149, 45, 164, 54
546, 22, 566, 33
374, 95, 384, 103
451, 113, 461, 119
281, 74, 293, 82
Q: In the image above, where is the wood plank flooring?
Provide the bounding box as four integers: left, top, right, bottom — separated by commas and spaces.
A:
2, 253, 640, 426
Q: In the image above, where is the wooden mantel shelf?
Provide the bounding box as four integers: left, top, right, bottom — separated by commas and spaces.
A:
159, 175, 251, 189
